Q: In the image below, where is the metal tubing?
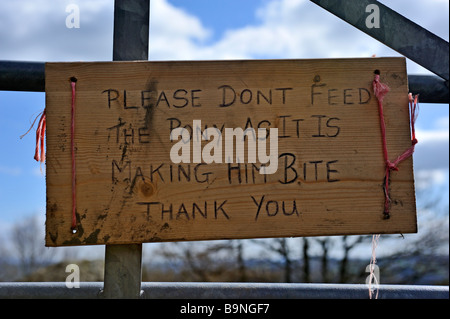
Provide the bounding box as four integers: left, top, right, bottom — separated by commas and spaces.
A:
0, 282, 448, 299
102, 244, 143, 299
113, 0, 150, 61
101, 0, 150, 299
1, 60, 447, 104
0, 61, 45, 92
310, 0, 450, 81
409, 75, 449, 104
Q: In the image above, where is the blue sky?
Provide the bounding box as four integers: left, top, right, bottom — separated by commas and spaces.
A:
0, 0, 448, 236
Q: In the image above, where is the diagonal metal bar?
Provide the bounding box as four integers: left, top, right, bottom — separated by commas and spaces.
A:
310, 0, 449, 81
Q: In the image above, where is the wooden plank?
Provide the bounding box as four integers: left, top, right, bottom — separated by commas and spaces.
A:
45, 58, 417, 247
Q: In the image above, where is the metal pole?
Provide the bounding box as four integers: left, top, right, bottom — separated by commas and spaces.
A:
1, 60, 447, 103
310, 0, 450, 81
112, 0, 150, 61
101, 0, 150, 299
409, 75, 449, 104
102, 244, 143, 298
0, 61, 45, 92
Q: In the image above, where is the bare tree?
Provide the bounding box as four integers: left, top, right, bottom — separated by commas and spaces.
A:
154, 241, 235, 281
339, 235, 370, 283
0, 238, 19, 281
235, 240, 248, 282
11, 215, 55, 276
252, 238, 294, 282
301, 237, 311, 283
315, 237, 332, 282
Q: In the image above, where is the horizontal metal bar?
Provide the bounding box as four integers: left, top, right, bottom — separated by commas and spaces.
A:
0, 282, 448, 299
0, 61, 45, 92
0, 61, 448, 103
310, 0, 450, 81
409, 75, 449, 104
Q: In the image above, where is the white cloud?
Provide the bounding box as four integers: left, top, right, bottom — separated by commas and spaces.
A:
0, 165, 22, 176
412, 114, 449, 198
0, 0, 113, 61
1, 0, 448, 64
436, 116, 449, 130
414, 116, 449, 171
146, 0, 449, 65
416, 128, 449, 144
31, 165, 46, 177
150, 0, 385, 60
151, 0, 210, 42
415, 168, 448, 190
149, 0, 213, 60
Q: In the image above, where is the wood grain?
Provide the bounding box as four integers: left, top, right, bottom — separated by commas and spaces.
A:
45, 58, 417, 246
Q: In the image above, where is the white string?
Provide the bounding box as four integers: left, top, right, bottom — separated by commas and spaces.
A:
368, 234, 380, 299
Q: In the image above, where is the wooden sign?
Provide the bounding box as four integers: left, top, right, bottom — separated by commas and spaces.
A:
45, 58, 417, 247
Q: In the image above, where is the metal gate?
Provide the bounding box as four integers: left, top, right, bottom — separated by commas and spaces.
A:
0, 0, 448, 299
